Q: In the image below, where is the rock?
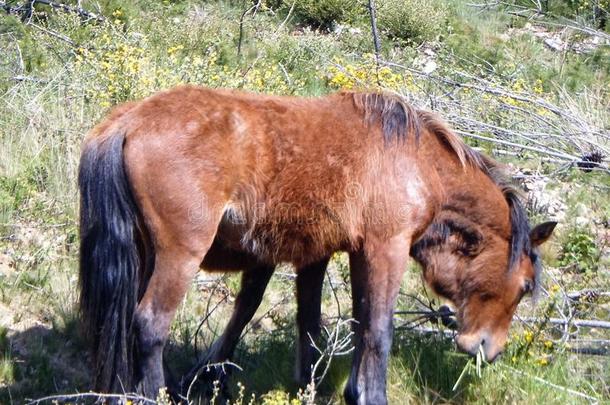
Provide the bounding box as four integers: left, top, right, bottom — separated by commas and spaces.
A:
575, 216, 590, 227
422, 60, 438, 74
575, 202, 588, 217
544, 37, 565, 51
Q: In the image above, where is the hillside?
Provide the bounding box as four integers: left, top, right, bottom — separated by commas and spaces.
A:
0, 0, 608, 403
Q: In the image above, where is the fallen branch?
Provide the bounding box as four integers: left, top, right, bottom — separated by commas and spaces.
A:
182, 360, 243, 402
566, 290, 610, 300
367, 0, 382, 85
11, 75, 48, 83
315, 50, 609, 174
518, 317, 610, 329
29, 22, 75, 45
26, 392, 157, 404
396, 325, 609, 357
237, 0, 262, 57
309, 318, 355, 389
1, 0, 104, 22
395, 304, 610, 330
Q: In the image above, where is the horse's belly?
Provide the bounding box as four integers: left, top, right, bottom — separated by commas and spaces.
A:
215, 209, 346, 266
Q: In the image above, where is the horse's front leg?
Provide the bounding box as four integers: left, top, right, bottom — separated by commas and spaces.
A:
295, 257, 329, 386
344, 234, 410, 405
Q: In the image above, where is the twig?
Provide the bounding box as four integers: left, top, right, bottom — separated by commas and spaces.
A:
566, 290, 610, 300
275, 0, 295, 33
309, 318, 355, 388
454, 130, 580, 161
26, 392, 157, 404
29, 22, 75, 45
10, 75, 48, 83
518, 317, 610, 329
182, 360, 243, 402
237, 0, 262, 57
193, 288, 230, 355
367, 0, 382, 85
0, 0, 104, 22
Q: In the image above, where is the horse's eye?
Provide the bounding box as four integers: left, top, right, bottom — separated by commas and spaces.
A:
523, 280, 534, 294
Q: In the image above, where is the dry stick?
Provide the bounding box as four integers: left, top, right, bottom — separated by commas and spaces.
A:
549, 278, 577, 345
519, 317, 610, 329
29, 22, 75, 45
240, 292, 292, 338
193, 289, 230, 356
450, 115, 578, 156
496, 0, 610, 41
33, 0, 104, 22
237, 0, 262, 57
385, 59, 589, 127
395, 307, 610, 330
183, 360, 243, 403
26, 392, 158, 405
0, 0, 104, 21
309, 318, 355, 389
367, 0, 382, 85
327, 266, 343, 319
385, 61, 608, 166
275, 0, 296, 33
567, 290, 610, 300
453, 130, 579, 161
305, 44, 608, 169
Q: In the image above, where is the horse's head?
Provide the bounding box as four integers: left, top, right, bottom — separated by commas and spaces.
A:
411, 216, 556, 362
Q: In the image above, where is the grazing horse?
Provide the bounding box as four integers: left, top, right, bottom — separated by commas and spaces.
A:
78, 86, 556, 404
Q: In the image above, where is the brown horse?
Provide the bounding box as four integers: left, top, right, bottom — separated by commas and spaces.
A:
78, 86, 556, 404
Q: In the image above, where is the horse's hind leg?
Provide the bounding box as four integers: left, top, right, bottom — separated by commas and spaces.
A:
182, 264, 275, 391
131, 201, 223, 397
295, 257, 329, 386
134, 248, 211, 398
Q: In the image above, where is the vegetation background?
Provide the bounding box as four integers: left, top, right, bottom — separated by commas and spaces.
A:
0, 0, 608, 403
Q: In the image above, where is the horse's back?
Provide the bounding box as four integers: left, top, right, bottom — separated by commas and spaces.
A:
86, 86, 371, 265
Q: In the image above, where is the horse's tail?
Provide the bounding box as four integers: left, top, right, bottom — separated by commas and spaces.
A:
78, 131, 144, 392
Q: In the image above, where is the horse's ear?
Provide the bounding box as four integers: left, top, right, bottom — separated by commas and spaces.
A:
530, 221, 557, 246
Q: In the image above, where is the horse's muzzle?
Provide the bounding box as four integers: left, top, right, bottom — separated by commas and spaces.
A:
455, 332, 503, 363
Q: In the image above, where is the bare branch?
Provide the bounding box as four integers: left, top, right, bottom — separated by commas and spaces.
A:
367, 0, 382, 85
1, 0, 104, 22
26, 392, 157, 405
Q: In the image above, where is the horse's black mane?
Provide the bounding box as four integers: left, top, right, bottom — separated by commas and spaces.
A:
481, 157, 540, 292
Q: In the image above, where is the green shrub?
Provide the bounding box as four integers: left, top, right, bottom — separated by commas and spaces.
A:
558, 227, 600, 273
377, 0, 448, 43
289, 0, 363, 30
512, 0, 610, 30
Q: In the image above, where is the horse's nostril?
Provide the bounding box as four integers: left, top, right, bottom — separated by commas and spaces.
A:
488, 350, 502, 363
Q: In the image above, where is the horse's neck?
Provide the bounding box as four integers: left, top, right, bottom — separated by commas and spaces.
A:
434, 160, 510, 237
